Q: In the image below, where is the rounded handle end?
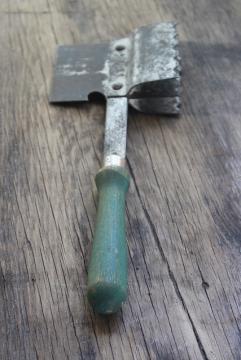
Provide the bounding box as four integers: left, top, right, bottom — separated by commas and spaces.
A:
88, 282, 127, 314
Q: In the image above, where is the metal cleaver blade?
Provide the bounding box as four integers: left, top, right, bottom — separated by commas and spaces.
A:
50, 23, 181, 114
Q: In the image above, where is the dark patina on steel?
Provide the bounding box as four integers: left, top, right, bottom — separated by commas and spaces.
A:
50, 23, 180, 114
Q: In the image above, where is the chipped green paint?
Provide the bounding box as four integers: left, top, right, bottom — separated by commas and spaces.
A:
87, 166, 130, 314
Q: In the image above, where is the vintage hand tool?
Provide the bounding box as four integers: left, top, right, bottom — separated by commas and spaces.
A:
50, 23, 181, 314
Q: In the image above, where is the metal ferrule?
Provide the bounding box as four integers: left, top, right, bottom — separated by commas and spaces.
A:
104, 155, 126, 167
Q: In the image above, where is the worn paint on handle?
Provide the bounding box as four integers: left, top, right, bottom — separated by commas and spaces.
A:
87, 166, 130, 314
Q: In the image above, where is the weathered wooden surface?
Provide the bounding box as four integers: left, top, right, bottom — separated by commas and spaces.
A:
0, 0, 241, 359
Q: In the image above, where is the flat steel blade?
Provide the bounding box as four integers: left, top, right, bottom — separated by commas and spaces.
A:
50, 43, 109, 102
50, 23, 181, 114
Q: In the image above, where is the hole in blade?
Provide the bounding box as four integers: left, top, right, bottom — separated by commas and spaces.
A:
112, 83, 123, 90
115, 45, 125, 51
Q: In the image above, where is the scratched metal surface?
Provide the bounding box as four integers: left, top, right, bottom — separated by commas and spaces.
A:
103, 97, 128, 165
50, 23, 181, 114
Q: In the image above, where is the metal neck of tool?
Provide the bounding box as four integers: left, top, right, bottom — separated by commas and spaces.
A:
103, 97, 128, 168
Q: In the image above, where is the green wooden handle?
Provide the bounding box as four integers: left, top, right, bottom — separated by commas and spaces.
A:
87, 166, 130, 314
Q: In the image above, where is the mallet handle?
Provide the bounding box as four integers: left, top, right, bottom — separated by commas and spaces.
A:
87, 166, 130, 314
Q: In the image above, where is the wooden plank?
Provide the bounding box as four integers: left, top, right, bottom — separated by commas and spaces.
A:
0, 0, 240, 359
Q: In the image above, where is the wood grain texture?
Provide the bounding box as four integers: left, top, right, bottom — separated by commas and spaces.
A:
0, 0, 241, 359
